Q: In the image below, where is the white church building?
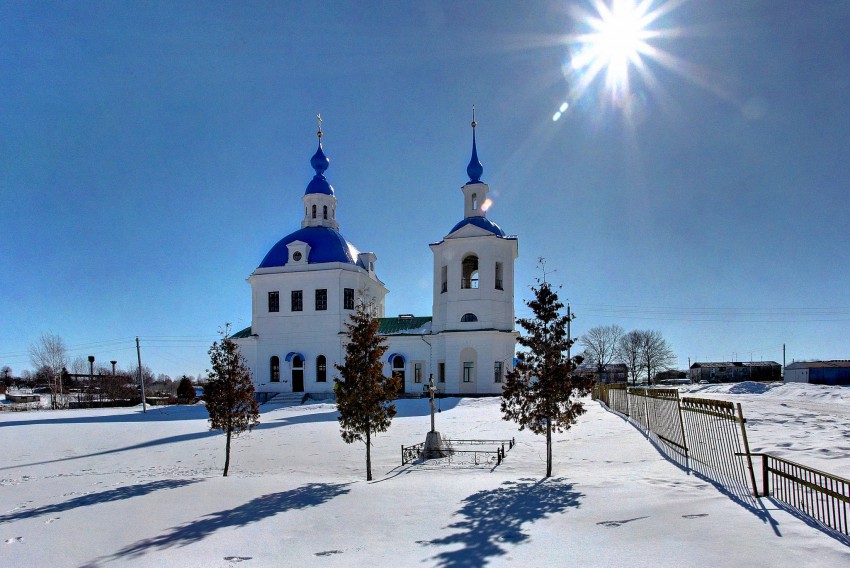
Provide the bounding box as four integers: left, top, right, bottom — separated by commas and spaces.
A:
232, 120, 518, 396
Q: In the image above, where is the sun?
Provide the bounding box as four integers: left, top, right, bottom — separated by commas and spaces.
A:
563, 0, 684, 113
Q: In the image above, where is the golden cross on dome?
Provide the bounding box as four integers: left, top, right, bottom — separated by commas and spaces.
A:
317, 113, 323, 138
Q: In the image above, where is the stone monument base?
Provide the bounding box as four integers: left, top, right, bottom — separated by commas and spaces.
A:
423, 431, 448, 459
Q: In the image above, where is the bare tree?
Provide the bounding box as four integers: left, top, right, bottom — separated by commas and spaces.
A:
618, 330, 644, 386
639, 330, 677, 385
71, 356, 89, 375
580, 325, 625, 376
29, 332, 68, 409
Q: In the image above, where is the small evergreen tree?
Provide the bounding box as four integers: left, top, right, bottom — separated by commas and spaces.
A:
501, 267, 591, 477
176, 375, 196, 403
334, 301, 402, 481
206, 325, 259, 477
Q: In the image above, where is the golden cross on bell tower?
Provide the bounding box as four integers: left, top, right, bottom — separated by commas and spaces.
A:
471, 105, 476, 129
317, 113, 323, 139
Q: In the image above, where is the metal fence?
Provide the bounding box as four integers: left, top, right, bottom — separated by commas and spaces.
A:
756, 453, 850, 537
593, 384, 850, 540
401, 438, 514, 467
680, 397, 757, 501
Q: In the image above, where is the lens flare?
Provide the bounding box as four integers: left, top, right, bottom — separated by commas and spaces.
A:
481, 198, 494, 212
566, 0, 688, 114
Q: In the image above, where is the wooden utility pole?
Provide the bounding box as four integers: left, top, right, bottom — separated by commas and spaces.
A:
136, 336, 146, 413
567, 303, 571, 363
782, 343, 786, 379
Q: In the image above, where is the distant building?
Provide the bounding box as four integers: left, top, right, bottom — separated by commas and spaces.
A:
784, 361, 850, 386
654, 370, 688, 384
576, 363, 628, 384
689, 361, 781, 383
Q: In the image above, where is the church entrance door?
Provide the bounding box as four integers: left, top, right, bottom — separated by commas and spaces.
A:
392, 355, 406, 394
292, 355, 304, 393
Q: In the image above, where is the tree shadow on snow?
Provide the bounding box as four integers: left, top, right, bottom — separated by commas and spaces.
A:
0, 405, 212, 428
391, 397, 461, 418
0, 479, 201, 524
421, 477, 583, 567
256, 410, 340, 428
0, 430, 224, 472
82, 482, 351, 566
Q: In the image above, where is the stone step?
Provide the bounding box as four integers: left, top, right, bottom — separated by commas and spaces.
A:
263, 392, 306, 406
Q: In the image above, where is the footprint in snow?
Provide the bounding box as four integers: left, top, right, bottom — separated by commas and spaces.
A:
682, 514, 708, 519
224, 556, 252, 563
5, 537, 24, 544
596, 516, 649, 528
45, 517, 60, 524
315, 550, 343, 557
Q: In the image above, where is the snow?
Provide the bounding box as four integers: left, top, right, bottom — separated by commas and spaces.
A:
1, 386, 849, 567
680, 382, 850, 473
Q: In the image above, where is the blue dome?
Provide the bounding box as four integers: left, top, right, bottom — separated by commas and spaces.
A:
305, 177, 334, 195
259, 227, 361, 268
304, 143, 335, 196
448, 217, 506, 237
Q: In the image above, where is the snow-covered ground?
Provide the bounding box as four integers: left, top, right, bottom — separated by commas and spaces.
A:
680, 382, 850, 473
1, 386, 848, 567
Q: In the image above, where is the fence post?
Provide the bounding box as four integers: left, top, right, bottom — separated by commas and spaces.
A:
675, 395, 689, 457
736, 403, 759, 497
762, 455, 770, 498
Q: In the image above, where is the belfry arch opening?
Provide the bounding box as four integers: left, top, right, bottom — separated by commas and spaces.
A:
462, 254, 479, 289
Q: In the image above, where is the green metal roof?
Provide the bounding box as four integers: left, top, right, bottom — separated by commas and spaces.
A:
377, 316, 431, 335
228, 318, 433, 338
230, 326, 253, 339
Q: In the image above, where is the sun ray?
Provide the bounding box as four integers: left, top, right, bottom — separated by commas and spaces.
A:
564, 0, 691, 116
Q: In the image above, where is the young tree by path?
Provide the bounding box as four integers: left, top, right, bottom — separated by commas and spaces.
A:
501, 274, 592, 477
335, 301, 402, 481
206, 325, 259, 477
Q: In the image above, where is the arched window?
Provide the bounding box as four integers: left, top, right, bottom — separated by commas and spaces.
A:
316, 355, 327, 382
312, 204, 317, 219
495, 262, 503, 290
323, 205, 328, 219
270, 356, 280, 382
461, 313, 478, 322
472, 193, 478, 209
292, 355, 303, 368
462, 255, 479, 289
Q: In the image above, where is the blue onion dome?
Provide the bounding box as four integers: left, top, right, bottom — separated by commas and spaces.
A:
305, 143, 334, 195
310, 143, 329, 175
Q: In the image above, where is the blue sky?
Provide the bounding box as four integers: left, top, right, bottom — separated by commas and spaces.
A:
2, 1, 849, 378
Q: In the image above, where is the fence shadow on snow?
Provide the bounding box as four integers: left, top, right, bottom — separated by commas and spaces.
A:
592, 383, 850, 541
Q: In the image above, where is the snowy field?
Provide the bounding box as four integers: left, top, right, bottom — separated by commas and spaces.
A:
680, 382, 850, 473
1, 385, 849, 567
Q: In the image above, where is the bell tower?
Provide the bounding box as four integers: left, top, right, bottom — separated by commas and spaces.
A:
430, 111, 518, 334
